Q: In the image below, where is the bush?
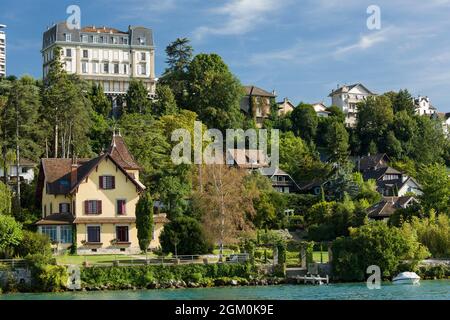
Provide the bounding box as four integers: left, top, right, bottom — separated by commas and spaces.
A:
160, 216, 213, 255
38, 265, 68, 292
0, 215, 23, 257
14, 231, 52, 258
332, 222, 429, 281
81, 263, 256, 288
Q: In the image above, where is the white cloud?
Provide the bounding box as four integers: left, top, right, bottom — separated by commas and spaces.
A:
193, 0, 286, 40
334, 27, 394, 56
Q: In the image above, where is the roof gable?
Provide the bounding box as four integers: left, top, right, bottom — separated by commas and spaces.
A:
108, 134, 141, 170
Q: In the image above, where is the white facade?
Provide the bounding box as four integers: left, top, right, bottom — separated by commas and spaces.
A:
0, 163, 35, 184
42, 24, 156, 98
312, 102, 330, 118
0, 24, 6, 78
329, 84, 376, 127
413, 96, 437, 116
397, 177, 423, 197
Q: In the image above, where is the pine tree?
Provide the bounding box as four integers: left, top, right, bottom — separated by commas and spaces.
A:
135, 192, 154, 253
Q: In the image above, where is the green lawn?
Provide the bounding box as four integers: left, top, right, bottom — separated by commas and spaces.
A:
56, 254, 156, 265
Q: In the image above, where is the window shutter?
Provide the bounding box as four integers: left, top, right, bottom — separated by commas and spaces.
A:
97, 200, 102, 214
99, 176, 104, 189
84, 201, 89, 214
59, 203, 63, 213
122, 201, 126, 215
112, 176, 116, 189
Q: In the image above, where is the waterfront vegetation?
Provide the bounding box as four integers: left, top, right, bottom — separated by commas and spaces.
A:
0, 37, 449, 295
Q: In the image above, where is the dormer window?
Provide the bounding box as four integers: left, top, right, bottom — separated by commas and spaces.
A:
65, 33, 72, 42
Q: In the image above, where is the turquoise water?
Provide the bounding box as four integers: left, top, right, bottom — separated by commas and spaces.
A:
1, 280, 449, 300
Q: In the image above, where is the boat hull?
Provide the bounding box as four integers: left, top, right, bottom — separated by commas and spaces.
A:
393, 278, 420, 285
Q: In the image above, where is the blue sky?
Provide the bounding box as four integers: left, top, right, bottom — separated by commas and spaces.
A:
1, 0, 450, 111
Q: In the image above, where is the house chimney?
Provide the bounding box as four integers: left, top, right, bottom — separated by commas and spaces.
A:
71, 158, 78, 189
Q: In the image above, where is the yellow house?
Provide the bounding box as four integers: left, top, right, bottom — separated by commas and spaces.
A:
36, 133, 168, 254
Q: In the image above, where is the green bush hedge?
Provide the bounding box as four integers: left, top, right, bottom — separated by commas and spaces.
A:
81, 263, 257, 288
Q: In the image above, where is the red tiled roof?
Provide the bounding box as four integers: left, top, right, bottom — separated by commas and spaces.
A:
108, 134, 141, 170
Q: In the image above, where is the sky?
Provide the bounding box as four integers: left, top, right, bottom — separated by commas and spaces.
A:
1, 0, 450, 111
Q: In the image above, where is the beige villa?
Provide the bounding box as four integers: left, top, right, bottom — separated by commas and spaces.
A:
36, 133, 168, 254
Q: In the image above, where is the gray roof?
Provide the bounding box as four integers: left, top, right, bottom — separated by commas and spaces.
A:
329, 83, 375, 97
42, 22, 154, 50
367, 196, 417, 219
244, 86, 276, 98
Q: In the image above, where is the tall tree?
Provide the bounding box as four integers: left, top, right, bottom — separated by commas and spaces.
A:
135, 192, 154, 253
392, 89, 415, 115
165, 38, 193, 73
160, 38, 193, 107
119, 113, 171, 189
89, 84, 112, 117
290, 103, 318, 143
279, 132, 329, 184
152, 84, 178, 117
42, 47, 92, 158
3, 76, 42, 211
193, 165, 255, 257
356, 95, 394, 155
186, 53, 245, 131
418, 164, 450, 215
325, 121, 349, 165
125, 79, 151, 114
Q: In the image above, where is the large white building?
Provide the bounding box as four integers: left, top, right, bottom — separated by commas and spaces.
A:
329, 83, 376, 127
0, 24, 6, 78
42, 23, 156, 112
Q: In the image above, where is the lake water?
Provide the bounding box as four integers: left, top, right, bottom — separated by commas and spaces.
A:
1, 280, 449, 300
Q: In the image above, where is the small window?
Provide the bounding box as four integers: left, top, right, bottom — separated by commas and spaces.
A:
66, 48, 72, 57
117, 200, 126, 215
114, 63, 119, 74
87, 226, 101, 243
103, 63, 109, 73
82, 62, 88, 73
123, 37, 129, 45
81, 35, 88, 43
83, 50, 89, 58
85, 200, 102, 215
141, 52, 146, 61
99, 176, 115, 190
139, 63, 147, 75
59, 203, 71, 214
65, 33, 72, 42
116, 226, 129, 243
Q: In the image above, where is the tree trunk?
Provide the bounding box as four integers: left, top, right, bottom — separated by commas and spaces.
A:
54, 123, 59, 158
15, 102, 21, 213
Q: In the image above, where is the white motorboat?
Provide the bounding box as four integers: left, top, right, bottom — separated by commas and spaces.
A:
392, 272, 420, 285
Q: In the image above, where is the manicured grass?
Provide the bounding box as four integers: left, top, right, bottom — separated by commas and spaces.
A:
313, 251, 329, 263
285, 251, 329, 266
56, 254, 156, 265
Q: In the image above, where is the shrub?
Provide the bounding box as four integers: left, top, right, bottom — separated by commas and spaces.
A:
0, 215, 23, 257
160, 216, 213, 255
14, 231, 52, 258
38, 265, 68, 292
332, 222, 429, 281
